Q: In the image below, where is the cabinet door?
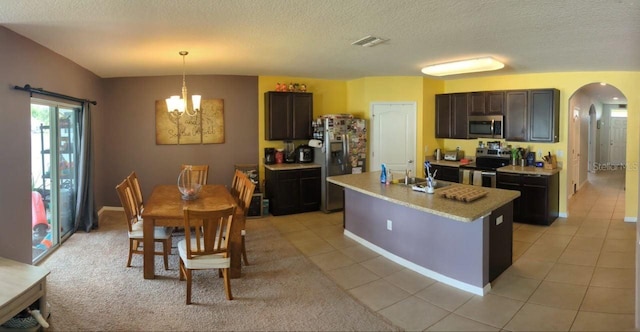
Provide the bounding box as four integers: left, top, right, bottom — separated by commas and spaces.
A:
521, 180, 548, 224
505, 91, 528, 141
469, 92, 486, 115
265, 169, 300, 216
451, 93, 469, 139
486, 91, 505, 115
435, 94, 452, 138
529, 89, 559, 142
291, 93, 313, 140
265, 92, 291, 140
429, 164, 459, 183
299, 169, 321, 212
496, 173, 522, 222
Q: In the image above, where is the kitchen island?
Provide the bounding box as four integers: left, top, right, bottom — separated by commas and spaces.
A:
328, 171, 520, 295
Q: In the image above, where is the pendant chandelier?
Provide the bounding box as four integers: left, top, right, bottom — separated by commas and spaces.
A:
166, 51, 201, 117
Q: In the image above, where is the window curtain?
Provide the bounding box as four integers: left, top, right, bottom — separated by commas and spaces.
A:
74, 102, 98, 232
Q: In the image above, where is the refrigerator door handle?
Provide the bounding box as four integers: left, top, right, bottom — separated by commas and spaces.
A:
341, 134, 348, 172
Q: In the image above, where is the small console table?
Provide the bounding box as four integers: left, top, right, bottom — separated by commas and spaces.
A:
0, 257, 49, 325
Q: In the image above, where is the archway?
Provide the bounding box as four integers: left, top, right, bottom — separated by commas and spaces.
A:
567, 82, 628, 215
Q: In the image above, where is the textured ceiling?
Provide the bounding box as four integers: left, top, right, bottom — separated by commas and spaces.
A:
1, 0, 637, 103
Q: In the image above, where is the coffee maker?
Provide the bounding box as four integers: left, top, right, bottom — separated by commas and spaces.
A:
264, 148, 275, 165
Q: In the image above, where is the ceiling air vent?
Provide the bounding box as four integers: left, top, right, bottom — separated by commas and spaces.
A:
351, 35, 388, 47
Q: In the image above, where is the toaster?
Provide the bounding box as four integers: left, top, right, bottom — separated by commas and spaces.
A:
443, 150, 464, 161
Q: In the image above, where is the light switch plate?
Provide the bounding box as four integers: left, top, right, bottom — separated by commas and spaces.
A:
386, 219, 392, 231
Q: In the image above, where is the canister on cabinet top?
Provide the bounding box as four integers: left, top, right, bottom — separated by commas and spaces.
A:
435, 149, 441, 161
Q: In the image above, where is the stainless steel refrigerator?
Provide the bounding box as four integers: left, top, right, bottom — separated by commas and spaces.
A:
312, 114, 367, 212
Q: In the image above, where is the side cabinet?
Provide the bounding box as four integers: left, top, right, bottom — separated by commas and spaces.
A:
265, 92, 313, 140
529, 89, 560, 142
497, 172, 559, 225
505, 89, 559, 142
427, 164, 459, 183
505, 90, 528, 141
265, 167, 320, 216
435, 93, 468, 139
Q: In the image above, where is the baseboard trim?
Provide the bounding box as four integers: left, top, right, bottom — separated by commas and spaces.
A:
343, 229, 489, 296
99, 206, 123, 215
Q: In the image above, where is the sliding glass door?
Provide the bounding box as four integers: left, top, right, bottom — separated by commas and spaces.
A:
31, 99, 79, 263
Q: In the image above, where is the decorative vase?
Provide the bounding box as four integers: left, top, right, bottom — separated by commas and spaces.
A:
177, 165, 202, 200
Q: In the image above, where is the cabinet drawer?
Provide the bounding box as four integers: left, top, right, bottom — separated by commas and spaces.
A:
275, 169, 300, 180
300, 168, 320, 178
521, 174, 547, 186
497, 173, 520, 185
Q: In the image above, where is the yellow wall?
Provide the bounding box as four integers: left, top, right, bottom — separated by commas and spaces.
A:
442, 72, 640, 219
345, 76, 443, 168
257, 77, 347, 189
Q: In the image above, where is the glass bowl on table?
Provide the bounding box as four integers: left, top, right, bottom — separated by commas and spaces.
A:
177, 166, 203, 200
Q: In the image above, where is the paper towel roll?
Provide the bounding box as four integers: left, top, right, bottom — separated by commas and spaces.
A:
473, 171, 483, 186
462, 170, 470, 185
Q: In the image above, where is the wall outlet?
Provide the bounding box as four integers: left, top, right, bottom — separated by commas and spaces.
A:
496, 215, 503, 226
556, 149, 564, 157
386, 219, 392, 231
537, 150, 542, 158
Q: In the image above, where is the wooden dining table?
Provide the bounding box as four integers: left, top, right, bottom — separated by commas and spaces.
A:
141, 184, 243, 280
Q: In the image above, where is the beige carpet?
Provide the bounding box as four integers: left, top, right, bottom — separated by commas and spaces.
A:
40, 211, 396, 331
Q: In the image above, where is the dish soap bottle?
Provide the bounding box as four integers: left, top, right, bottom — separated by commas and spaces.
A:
380, 164, 387, 184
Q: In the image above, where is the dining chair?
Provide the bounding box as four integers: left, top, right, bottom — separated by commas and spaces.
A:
178, 205, 236, 304
181, 164, 209, 185
126, 171, 144, 218
115, 178, 173, 270
237, 175, 256, 265
230, 169, 244, 199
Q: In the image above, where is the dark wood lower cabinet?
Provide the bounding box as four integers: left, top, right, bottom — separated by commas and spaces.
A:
427, 164, 459, 183
265, 167, 320, 216
497, 172, 559, 225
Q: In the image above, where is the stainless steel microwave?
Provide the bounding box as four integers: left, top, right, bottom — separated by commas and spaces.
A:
468, 115, 504, 139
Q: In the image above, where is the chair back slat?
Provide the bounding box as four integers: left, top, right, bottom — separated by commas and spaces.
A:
115, 179, 139, 232
126, 171, 144, 213
230, 169, 244, 199
181, 164, 209, 185
183, 205, 236, 260
238, 176, 256, 215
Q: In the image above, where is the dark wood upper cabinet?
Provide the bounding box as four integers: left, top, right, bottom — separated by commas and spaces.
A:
435, 94, 452, 138
529, 89, 560, 142
265, 92, 313, 140
505, 89, 559, 142
505, 90, 528, 141
486, 91, 505, 115
436, 93, 468, 139
436, 88, 558, 142
451, 93, 469, 139
469, 91, 504, 116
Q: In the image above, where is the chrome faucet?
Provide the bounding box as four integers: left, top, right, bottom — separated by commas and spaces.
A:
404, 160, 413, 185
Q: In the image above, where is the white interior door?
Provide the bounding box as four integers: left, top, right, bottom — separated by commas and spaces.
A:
609, 117, 627, 166
370, 102, 416, 178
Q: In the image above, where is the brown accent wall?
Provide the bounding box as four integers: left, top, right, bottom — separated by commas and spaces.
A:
0, 26, 258, 263
0, 26, 104, 263
100, 75, 258, 207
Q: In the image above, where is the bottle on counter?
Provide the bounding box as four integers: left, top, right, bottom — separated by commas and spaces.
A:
380, 164, 387, 184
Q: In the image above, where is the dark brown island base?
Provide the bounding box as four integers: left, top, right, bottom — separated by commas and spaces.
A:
328, 171, 520, 296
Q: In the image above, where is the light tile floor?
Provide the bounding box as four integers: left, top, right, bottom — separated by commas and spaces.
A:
261, 169, 637, 331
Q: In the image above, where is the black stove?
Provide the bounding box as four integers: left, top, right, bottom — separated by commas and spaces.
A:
462, 148, 510, 171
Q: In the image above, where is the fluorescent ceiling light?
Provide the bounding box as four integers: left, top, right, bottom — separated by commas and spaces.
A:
421, 57, 504, 76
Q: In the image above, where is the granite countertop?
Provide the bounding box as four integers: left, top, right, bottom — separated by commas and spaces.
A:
497, 165, 561, 176
264, 163, 321, 171
328, 171, 520, 223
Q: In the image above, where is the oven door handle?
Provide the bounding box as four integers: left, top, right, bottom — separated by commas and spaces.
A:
481, 171, 496, 176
